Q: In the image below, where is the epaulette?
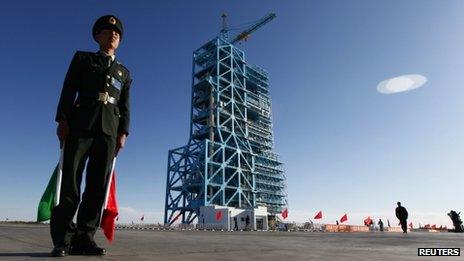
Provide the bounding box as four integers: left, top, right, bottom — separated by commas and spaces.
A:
116, 61, 130, 74
115, 60, 131, 80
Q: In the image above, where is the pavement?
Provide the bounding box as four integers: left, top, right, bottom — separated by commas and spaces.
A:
0, 223, 463, 260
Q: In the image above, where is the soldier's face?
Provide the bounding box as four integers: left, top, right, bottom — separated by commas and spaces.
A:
96, 29, 120, 51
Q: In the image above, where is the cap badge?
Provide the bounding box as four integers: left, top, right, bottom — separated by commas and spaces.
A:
118, 70, 122, 76
109, 17, 116, 25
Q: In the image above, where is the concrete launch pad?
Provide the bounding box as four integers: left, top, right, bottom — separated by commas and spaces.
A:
0, 223, 462, 260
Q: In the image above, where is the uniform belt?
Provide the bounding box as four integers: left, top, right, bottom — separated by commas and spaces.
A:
78, 92, 117, 105
97, 92, 117, 105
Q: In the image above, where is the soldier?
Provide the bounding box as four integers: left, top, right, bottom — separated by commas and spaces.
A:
50, 15, 131, 257
395, 202, 409, 233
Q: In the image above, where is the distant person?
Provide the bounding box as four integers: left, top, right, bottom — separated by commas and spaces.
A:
448, 210, 463, 232
395, 202, 409, 233
245, 215, 250, 229
378, 219, 384, 232
336, 220, 339, 225
233, 216, 238, 230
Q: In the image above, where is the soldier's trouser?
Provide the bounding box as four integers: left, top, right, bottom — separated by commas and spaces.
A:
50, 130, 116, 247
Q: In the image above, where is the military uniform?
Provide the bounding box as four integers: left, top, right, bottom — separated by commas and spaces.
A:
50, 15, 131, 255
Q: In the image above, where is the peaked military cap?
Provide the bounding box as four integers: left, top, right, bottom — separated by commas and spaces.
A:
92, 15, 124, 41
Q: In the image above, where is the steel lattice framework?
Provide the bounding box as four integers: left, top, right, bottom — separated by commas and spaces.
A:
164, 37, 286, 225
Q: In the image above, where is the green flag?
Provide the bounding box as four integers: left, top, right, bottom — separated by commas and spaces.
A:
37, 164, 59, 222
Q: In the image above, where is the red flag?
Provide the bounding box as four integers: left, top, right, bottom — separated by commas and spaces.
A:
215, 211, 222, 221
340, 214, 348, 223
100, 171, 118, 243
281, 208, 288, 219
409, 222, 413, 229
314, 211, 322, 220
364, 216, 372, 226
141, 215, 145, 222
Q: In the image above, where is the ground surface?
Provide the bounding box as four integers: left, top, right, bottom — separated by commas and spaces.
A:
0, 223, 463, 260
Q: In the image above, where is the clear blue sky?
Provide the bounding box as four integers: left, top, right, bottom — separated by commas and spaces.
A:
1, 0, 463, 227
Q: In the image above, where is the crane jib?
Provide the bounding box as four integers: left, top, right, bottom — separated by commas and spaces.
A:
230, 13, 276, 44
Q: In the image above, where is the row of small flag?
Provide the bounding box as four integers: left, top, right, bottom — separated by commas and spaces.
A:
280, 209, 348, 223
281, 210, 446, 229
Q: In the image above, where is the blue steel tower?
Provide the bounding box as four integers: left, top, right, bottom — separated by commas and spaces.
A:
164, 13, 286, 225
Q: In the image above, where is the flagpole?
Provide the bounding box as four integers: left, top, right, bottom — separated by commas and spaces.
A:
54, 145, 65, 207
100, 157, 117, 225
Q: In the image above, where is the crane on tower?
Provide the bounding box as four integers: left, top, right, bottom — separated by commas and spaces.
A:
220, 12, 276, 44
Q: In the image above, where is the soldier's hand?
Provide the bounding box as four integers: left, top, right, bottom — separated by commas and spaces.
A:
57, 120, 69, 148
116, 133, 127, 155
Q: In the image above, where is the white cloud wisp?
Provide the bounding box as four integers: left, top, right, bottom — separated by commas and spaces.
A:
377, 74, 427, 94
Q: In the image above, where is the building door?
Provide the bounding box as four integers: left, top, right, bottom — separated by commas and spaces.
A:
256, 218, 264, 230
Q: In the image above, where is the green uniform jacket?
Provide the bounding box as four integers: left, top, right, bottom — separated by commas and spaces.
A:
55, 51, 131, 137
